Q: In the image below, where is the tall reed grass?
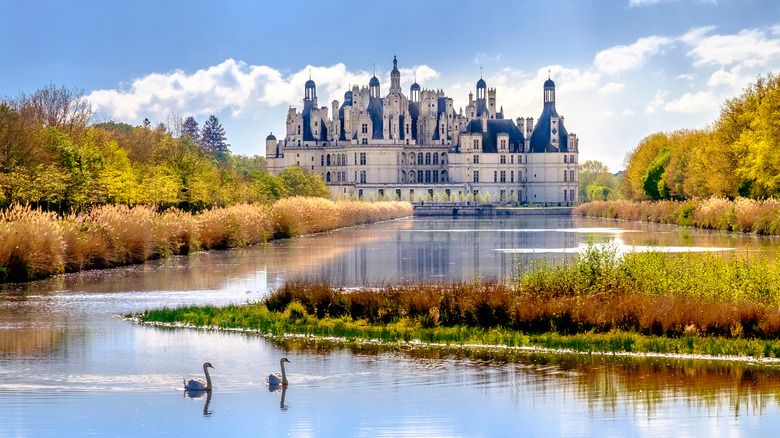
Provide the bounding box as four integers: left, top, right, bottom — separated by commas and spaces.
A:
574, 197, 780, 235
0, 199, 412, 283
259, 243, 780, 340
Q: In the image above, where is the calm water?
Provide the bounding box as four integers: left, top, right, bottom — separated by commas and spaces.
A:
2, 216, 780, 437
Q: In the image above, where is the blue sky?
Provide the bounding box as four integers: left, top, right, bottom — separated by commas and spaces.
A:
1, 0, 779, 171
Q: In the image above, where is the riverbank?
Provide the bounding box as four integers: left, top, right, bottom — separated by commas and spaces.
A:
574, 197, 780, 235
133, 244, 780, 359
0, 198, 412, 283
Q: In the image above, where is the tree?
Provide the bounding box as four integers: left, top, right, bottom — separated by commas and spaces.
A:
182, 116, 200, 144
201, 115, 229, 155
578, 160, 619, 201
4, 82, 93, 135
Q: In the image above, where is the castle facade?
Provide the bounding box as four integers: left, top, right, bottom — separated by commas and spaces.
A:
265, 57, 578, 205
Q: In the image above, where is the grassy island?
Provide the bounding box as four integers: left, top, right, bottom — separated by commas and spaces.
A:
134, 244, 780, 360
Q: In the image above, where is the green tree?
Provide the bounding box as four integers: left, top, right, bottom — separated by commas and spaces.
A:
578, 160, 619, 201
201, 115, 229, 155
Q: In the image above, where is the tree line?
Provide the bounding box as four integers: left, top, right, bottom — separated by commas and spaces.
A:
621, 73, 780, 201
0, 83, 329, 212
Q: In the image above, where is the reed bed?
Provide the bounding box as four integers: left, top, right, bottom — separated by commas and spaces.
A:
255, 243, 780, 341
574, 197, 780, 235
0, 199, 412, 283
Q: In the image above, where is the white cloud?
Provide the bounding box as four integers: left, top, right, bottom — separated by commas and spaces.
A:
645, 90, 668, 114
663, 90, 720, 113
773, 25, 780, 36
88, 59, 439, 124
676, 74, 696, 81
594, 36, 674, 75
628, 0, 678, 6
598, 82, 626, 95
473, 52, 502, 65
681, 26, 780, 67
622, 109, 636, 116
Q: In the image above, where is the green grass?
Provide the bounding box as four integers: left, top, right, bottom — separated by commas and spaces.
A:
133, 301, 780, 359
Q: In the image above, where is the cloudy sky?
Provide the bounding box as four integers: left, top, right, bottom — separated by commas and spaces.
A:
2, 0, 779, 171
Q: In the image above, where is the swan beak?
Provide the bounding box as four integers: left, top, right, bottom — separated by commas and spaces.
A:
208, 364, 215, 369
284, 358, 291, 363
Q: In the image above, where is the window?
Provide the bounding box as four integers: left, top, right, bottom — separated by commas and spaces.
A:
570, 154, 574, 163
321, 155, 324, 166
500, 171, 506, 183
564, 155, 567, 163
418, 170, 423, 183
433, 153, 439, 165
425, 170, 431, 183
473, 139, 479, 149
473, 155, 479, 164
510, 171, 514, 183
362, 138, 368, 145
396, 189, 402, 198
564, 171, 567, 182
360, 170, 366, 184
500, 190, 506, 201
360, 152, 366, 165
494, 171, 497, 183
473, 171, 479, 183
362, 124, 368, 134
564, 190, 568, 202
418, 153, 424, 165
500, 139, 506, 150
570, 170, 575, 182
425, 152, 431, 165
500, 155, 506, 164
433, 170, 438, 183
511, 155, 514, 164
297, 125, 301, 135
359, 189, 363, 199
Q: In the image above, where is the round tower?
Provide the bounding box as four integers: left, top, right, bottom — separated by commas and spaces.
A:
369, 75, 380, 99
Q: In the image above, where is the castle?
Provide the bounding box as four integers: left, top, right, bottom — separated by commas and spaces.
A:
265, 57, 578, 205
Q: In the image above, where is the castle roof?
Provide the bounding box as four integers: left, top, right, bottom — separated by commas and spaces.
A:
529, 105, 568, 153
265, 133, 276, 141
466, 119, 525, 153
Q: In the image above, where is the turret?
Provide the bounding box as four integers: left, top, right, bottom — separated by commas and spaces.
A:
390, 55, 401, 91
265, 133, 278, 158
304, 78, 317, 111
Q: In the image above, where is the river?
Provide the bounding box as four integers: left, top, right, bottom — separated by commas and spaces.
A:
2, 215, 780, 437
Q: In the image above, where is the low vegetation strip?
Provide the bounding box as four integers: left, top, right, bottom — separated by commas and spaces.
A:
574, 197, 780, 235
135, 244, 780, 358
0, 198, 411, 283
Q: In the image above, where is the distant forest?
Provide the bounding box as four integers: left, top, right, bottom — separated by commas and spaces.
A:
621, 73, 780, 201
0, 83, 328, 212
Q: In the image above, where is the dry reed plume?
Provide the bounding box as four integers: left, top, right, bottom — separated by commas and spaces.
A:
575, 197, 780, 235
0, 199, 412, 283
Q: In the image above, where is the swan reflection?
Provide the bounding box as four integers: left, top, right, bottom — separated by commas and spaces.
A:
268, 383, 289, 411
184, 389, 213, 417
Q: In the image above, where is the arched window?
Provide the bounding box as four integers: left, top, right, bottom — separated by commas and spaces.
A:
326, 154, 331, 166
326, 172, 331, 182
417, 153, 423, 165
433, 153, 439, 165
425, 152, 431, 165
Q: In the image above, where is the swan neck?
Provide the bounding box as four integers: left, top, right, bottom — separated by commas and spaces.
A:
280, 361, 288, 384
203, 364, 213, 390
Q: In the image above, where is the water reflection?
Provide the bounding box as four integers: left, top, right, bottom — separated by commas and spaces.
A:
268, 384, 289, 411
184, 390, 213, 417
4, 216, 780, 436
